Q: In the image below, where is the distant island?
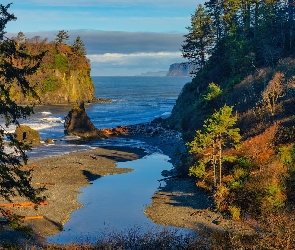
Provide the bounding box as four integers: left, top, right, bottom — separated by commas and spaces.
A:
137, 71, 168, 77
138, 62, 195, 77
166, 63, 195, 76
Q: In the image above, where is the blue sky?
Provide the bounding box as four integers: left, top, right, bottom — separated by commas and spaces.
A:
3, 0, 205, 76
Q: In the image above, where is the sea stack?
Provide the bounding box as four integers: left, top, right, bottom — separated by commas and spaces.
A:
64, 102, 106, 139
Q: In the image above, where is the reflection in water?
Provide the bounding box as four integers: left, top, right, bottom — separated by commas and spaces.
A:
47, 153, 174, 244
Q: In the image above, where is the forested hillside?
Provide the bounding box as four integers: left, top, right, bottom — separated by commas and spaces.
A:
9, 32, 95, 105
166, 1, 295, 247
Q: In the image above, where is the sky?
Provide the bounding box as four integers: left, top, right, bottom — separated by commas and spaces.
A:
3, 0, 205, 76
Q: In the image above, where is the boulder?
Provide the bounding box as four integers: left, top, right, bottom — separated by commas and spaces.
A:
45, 138, 54, 144
14, 125, 41, 145
64, 102, 106, 139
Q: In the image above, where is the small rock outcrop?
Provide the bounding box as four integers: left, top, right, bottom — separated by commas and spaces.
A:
64, 102, 106, 139
14, 125, 41, 145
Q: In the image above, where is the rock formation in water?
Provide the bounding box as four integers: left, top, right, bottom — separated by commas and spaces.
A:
64, 102, 106, 139
14, 125, 41, 145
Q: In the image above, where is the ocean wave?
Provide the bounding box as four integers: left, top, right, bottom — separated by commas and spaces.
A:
39, 111, 52, 116
41, 117, 64, 123
161, 112, 171, 116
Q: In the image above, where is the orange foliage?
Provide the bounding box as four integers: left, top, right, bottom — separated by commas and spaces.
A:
240, 123, 279, 165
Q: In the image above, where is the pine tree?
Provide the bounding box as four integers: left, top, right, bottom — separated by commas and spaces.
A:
188, 105, 241, 187
55, 30, 69, 45
181, 4, 215, 72
72, 35, 86, 56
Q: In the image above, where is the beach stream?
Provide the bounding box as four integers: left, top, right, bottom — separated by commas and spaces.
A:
47, 152, 175, 244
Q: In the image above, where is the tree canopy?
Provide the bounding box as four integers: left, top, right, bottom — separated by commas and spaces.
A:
182, 0, 295, 79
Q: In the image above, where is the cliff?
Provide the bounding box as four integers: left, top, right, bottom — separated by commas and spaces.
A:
166, 63, 195, 76
10, 40, 95, 105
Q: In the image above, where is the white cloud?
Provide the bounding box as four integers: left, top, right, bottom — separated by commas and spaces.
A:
87, 52, 184, 76
88, 52, 181, 65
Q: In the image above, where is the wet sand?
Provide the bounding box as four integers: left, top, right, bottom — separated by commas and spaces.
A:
0, 146, 146, 246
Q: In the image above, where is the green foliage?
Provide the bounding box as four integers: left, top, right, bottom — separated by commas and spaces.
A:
189, 161, 207, 178
278, 146, 295, 166
187, 105, 241, 187
54, 53, 69, 72
263, 184, 286, 211
201, 82, 222, 102
228, 205, 241, 220
181, 4, 215, 71
42, 77, 59, 93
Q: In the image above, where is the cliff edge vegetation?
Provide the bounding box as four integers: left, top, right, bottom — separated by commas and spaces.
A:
9, 31, 95, 105
165, 1, 295, 248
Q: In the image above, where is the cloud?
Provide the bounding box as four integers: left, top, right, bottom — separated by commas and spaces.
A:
9, 30, 185, 55
88, 52, 181, 65
77, 31, 185, 54
88, 51, 184, 76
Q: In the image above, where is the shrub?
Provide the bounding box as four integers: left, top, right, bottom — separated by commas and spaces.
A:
228, 205, 241, 220
42, 77, 59, 93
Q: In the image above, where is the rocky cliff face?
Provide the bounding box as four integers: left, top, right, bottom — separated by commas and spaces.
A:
166, 63, 195, 76
36, 69, 95, 105
10, 41, 95, 105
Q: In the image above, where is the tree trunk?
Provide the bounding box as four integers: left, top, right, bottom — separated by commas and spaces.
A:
288, 0, 294, 50
218, 139, 222, 186
212, 146, 217, 187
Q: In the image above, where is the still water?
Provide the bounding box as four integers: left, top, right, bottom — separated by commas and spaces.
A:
47, 153, 174, 244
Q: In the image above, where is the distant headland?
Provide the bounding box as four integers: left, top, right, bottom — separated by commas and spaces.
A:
138, 62, 195, 77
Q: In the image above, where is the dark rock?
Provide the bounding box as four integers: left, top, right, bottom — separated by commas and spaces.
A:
64, 104, 106, 139
14, 125, 41, 145
45, 138, 54, 144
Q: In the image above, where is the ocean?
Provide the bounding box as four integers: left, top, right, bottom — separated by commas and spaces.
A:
88, 76, 190, 129
6, 76, 189, 139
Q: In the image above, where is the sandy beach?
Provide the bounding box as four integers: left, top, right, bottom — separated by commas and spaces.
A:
0, 126, 254, 247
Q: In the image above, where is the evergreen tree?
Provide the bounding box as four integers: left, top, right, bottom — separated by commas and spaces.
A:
181, 4, 215, 72
0, 4, 46, 221
188, 105, 241, 187
55, 30, 69, 44
205, 0, 223, 41
16, 31, 25, 43
183, 0, 295, 80
72, 35, 86, 56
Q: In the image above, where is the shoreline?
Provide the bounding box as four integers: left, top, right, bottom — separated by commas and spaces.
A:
0, 124, 254, 247
0, 145, 147, 246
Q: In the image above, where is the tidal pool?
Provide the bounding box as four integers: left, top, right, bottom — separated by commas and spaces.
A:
47, 153, 174, 244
